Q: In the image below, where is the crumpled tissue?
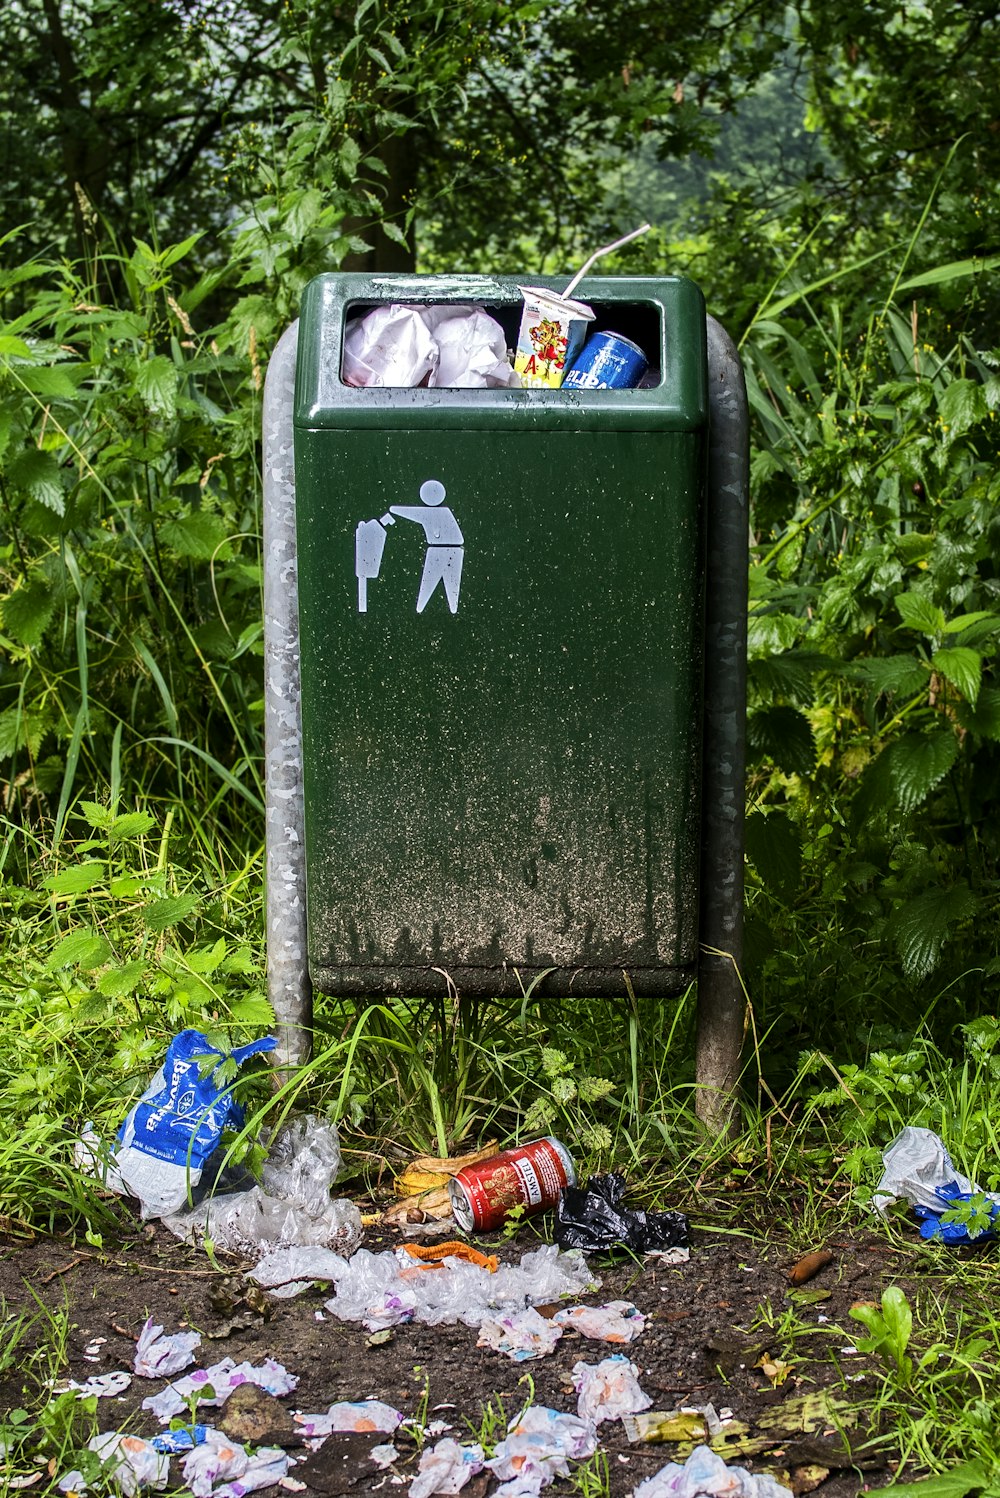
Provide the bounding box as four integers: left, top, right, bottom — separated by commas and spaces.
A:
410, 1438, 484, 1498
342, 303, 518, 389
486, 1406, 598, 1494
143, 1357, 298, 1423
88, 1434, 170, 1496
134, 1317, 202, 1378
181, 1429, 288, 1498
632, 1443, 793, 1498
293, 1400, 402, 1441
477, 1307, 563, 1362
553, 1300, 645, 1344
572, 1356, 652, 1426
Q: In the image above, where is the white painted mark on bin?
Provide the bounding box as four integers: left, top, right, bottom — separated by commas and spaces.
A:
355, 479, 464, 614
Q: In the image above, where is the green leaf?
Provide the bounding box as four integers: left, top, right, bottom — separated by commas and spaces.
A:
931, 647, 981, 706
848, 654, 927, 699
381, 221, 409, 248
897, 252, 1000, 291
135, 355, 179, 418
6, 447, 65, 514
97, 960, 148, 998
881, 1461, 989, 1498
46, 931, 113, 970
957, 686, 1000, 740
228, 994, 276, 1026
142, 893, 200, 931
109, 812, 157, 842
0, 577, 56, 648
158, 510, 229, 560
883, 730, 959, 813
744, 811, 803, 898
339, 137, 362, 181
938, 379, 988, 436
894, 590, 945, 639
15, 365, 82, 400
0, 333, 32, 357
888, 884, 978, 980
78, 800, 113, 832
747, 705, 815, 776
44, 861, 105, 896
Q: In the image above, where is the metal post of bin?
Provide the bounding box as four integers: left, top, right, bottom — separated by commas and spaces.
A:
262, 297, 749, 1130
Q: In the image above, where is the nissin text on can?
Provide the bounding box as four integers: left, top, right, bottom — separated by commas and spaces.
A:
563, 330, 649, 390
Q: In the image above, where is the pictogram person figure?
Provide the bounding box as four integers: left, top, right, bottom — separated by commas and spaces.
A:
389, 479, 464, 614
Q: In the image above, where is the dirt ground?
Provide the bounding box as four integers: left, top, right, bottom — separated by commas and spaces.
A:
0, 1209, 916, 1498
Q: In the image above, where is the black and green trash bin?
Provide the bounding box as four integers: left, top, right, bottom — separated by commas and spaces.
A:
263, 273, 748, 1129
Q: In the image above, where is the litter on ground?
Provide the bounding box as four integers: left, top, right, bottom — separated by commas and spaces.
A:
409, 1438, 485, 1498
292, 1400, 403, 1440
572, 1356, 652, 1426
553, 1300, 645, 1344
143, 1358, 298, 1423
631, 1443, 793, 1498
134, 1317, 202, 1378
477, 1307, 564, 1361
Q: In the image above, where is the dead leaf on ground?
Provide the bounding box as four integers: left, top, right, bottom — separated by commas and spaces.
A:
791, 1464, 831, 1494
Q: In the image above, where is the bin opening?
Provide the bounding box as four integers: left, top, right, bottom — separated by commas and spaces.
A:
340, 299, 663, 390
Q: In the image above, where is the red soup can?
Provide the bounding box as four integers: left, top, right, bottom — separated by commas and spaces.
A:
449, 1138, 575, 1232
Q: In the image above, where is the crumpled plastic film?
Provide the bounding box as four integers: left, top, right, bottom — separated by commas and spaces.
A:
477, 1307, 563, 1361
486, 1406, 598, 1494
250, 1245, 348, 1298
88, 1433, 170, 1496
553, 1300, 645, 1344
293, 1400, 403, 1440
632, 1444, 793, 1498
555, 1174, 688, 1256
63, 1371, 132, 1399
572, 1355, 652, 1426
162, 1116, 362, 1258
134, 1317, 202, 1378
324, 1244, 597, 1332
410, 1438, 485, 1498
142, 1357, 298, 1424
873, 1126, 1000, 1242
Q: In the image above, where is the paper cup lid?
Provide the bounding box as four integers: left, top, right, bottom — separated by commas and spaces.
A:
518, 285, 595, 320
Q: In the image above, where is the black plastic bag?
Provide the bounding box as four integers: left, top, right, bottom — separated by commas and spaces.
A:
554, 1172, 688, 1255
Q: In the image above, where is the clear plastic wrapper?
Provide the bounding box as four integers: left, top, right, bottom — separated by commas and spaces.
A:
142, 1357, 298, 1424
632, 1444, 793, 1498
873, 1127, 978, 1212
260, 1115, 342, 1218
250, 1245, 348, 1297
553, 1300, 645, 1344
477, 1307, 563, 1361
134, 1317, 202, 1378
324, 1244, 596, 1332
88, 1434, 170, 1496
410, 1438, 484, 1498
571, 1355, 652, 1426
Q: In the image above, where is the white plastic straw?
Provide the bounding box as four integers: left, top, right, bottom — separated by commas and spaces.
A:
563, 223, 652, 299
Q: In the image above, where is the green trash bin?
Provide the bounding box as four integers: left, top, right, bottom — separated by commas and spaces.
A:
291, 273, 709, 999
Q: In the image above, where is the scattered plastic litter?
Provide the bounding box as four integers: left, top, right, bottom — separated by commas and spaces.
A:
403, 1241, 498, 1272
370, 1445, 398, 1470
572, 1356, 652, 1427
409, 1438, 484, 1498
623, 1405, 726, 1445
324, 1244, 597, 1333
293, 1400, 403, 1440
88, 1434, 169, 1496
553, 1301, 645, 1344
873, 1126, 1000, 1242
250, 1246, 348, 1298
343, 304, 518, 390
134, 1318, 201, 1378
632, 1443, 793, 1498
477, 1307, 563, 1361
150, 1426, 208, 1454
486, 1406, 598, 1493
181, 1429, 288, 1498
61, 1371, 132, 1399
555, 1174, 688, 1257
143, 1358, 298, 1424
163, 1116, 362, 1257
110, 1030, 276, 1219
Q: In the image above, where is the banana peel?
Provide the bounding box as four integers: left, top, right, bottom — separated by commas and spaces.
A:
383, 1141, 501, 1226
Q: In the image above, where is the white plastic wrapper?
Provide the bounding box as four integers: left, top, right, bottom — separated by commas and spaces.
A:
182, 1430, 288, 1498
162, 1116, 362, 1258
632, 1444, 793, 1498
142, 1357, 298, 1424
325, 1244, 597, 1333
477, 1307, 563, 1362
872, 1126, 995, 1213
371, 1445, 398, 1469
62, 1371, 132, 1399
134, 1318, 201, 1378
88, 1434, 170, 1496
342, 303, 518, 389
410, 1438, 484, 1498
553, 1300, 645, 1344
486, 1406, 597, 1493
250, 1245, 348, 1298
572, 1356, 652, 1427
293, 1400, 403, 1441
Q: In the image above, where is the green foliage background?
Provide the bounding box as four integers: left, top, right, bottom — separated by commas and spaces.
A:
2, 0, 1000, 1220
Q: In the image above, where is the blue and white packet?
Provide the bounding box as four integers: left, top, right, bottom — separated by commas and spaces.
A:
114, 1029, 276, 1218
913, 1181, 1000, 1245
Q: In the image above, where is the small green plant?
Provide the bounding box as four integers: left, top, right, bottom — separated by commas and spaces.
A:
850, 1285, 914, 1387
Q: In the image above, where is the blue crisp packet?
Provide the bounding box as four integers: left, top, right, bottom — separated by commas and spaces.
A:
151, 1425, 208, 1454
913, 1180, 1000, 1244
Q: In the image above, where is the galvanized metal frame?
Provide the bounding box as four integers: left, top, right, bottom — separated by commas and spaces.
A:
262, 308, 749, 1124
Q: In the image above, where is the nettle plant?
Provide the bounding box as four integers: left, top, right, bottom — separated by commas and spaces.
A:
522, 1046, 618, 1154
740, 272, 1000, 1044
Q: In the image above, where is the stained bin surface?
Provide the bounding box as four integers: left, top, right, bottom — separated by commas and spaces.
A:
293, 273, 708, 997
